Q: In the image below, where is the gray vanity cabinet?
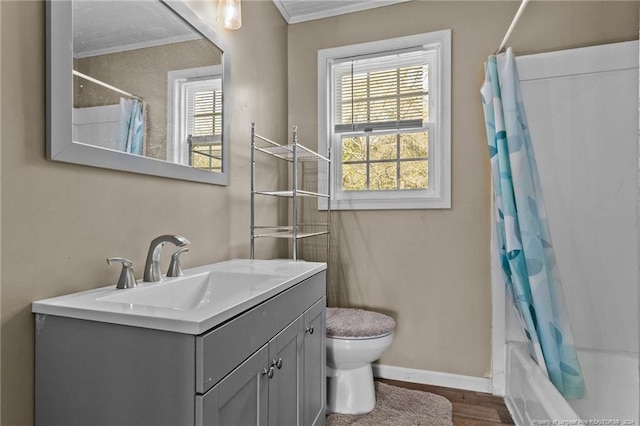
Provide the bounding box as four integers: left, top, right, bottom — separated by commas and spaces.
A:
197, 299, 326, 426
36, 270, 326, 426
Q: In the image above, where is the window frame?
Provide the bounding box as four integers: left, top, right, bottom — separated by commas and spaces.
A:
318, 30, 451, 210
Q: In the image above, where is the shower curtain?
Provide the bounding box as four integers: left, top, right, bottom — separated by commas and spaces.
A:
118, 98, 145, 155
481, 48, 585, 399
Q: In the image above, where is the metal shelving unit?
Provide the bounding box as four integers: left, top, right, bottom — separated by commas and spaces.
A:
250, 122, 331, 261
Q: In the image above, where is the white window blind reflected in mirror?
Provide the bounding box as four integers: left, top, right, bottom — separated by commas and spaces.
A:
185, 80, 223, 171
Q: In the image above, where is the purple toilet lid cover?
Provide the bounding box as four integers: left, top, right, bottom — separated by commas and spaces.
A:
326, 307, 396, 338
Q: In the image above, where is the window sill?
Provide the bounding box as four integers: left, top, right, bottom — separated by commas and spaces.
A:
319, 196, 451, 211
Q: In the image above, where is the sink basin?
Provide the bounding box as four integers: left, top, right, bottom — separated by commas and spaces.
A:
97, 271, 279, 311
97, 272, 211, 310
32, 259, 327, 334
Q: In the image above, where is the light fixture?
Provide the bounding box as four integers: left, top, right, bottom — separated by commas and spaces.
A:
216, 0, 241, 30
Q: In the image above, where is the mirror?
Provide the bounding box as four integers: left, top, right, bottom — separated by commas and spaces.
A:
46, 0, 230, 185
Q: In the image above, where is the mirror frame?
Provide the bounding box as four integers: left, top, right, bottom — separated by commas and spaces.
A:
46, 0, 230, 185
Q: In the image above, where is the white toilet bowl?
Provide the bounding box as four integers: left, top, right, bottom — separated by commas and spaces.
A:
325, 308, 395, 415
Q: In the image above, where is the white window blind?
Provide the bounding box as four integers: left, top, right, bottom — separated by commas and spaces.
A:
333, 49, 432, 134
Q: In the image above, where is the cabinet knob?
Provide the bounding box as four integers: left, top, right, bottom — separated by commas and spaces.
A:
305, 325, 315, 335
262, 366, 275, 379
272, 358, 283, 369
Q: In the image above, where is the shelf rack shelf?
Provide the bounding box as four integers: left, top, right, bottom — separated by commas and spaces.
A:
254, 190, 330, 199
250, 123, 331, 261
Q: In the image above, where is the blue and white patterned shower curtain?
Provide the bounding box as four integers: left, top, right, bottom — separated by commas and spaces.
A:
481, 48, 585, 399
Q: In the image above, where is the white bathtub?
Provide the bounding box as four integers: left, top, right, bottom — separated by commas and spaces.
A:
506, 342, 639, 425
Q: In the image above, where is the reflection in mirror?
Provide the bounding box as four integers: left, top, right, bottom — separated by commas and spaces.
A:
47, 0, 229, 184
64, 0, 226, 175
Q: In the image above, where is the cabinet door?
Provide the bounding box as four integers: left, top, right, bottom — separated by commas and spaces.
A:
268, 315, 304, 426
196, 344, 269, 426
304, 297, 326, 426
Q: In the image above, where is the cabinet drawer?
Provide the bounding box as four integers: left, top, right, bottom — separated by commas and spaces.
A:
196, 271, 326, 393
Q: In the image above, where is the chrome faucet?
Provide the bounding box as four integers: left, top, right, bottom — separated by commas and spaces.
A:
143, 235, 190, 282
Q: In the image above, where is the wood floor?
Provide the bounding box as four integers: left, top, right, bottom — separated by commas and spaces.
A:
377, 379, 515, 425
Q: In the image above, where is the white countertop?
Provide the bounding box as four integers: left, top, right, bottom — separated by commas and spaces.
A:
32, 259, 326, 335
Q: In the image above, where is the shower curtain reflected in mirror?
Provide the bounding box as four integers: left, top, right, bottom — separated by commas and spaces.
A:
118, 98, 146, 155
481, 48, 584, 399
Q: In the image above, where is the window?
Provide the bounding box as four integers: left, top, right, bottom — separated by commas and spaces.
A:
318, 31, 451, 210
168, 66, 223, 172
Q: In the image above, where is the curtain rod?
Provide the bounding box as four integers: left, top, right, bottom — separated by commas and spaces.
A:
72, 70, 144, 102
495, 0, 530, 55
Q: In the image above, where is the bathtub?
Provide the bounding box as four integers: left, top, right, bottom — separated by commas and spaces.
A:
506, 342, 639, 425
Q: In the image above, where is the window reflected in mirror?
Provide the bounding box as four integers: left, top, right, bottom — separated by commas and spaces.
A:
168, 66, 223, 172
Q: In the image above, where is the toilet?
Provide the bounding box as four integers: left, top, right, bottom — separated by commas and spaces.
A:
325, 307, 396, 415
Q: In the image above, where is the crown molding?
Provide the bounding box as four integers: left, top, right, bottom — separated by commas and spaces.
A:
272, 0, 412, 24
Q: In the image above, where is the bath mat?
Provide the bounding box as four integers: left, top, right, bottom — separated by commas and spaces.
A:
327, 382, 453, 426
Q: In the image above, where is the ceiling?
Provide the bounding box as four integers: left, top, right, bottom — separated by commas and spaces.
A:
271, 0, 412, 24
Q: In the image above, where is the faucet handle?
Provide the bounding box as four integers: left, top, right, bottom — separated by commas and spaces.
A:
107, 257, 137, 290
167, 247, 189, 278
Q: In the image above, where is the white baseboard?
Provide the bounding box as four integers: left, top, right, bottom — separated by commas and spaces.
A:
372, 363, 493, 394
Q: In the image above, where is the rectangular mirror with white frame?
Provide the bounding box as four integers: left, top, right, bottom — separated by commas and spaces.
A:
46, 0, 230, 185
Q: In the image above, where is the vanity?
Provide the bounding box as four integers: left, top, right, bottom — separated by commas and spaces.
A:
33, 259, 327, 426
